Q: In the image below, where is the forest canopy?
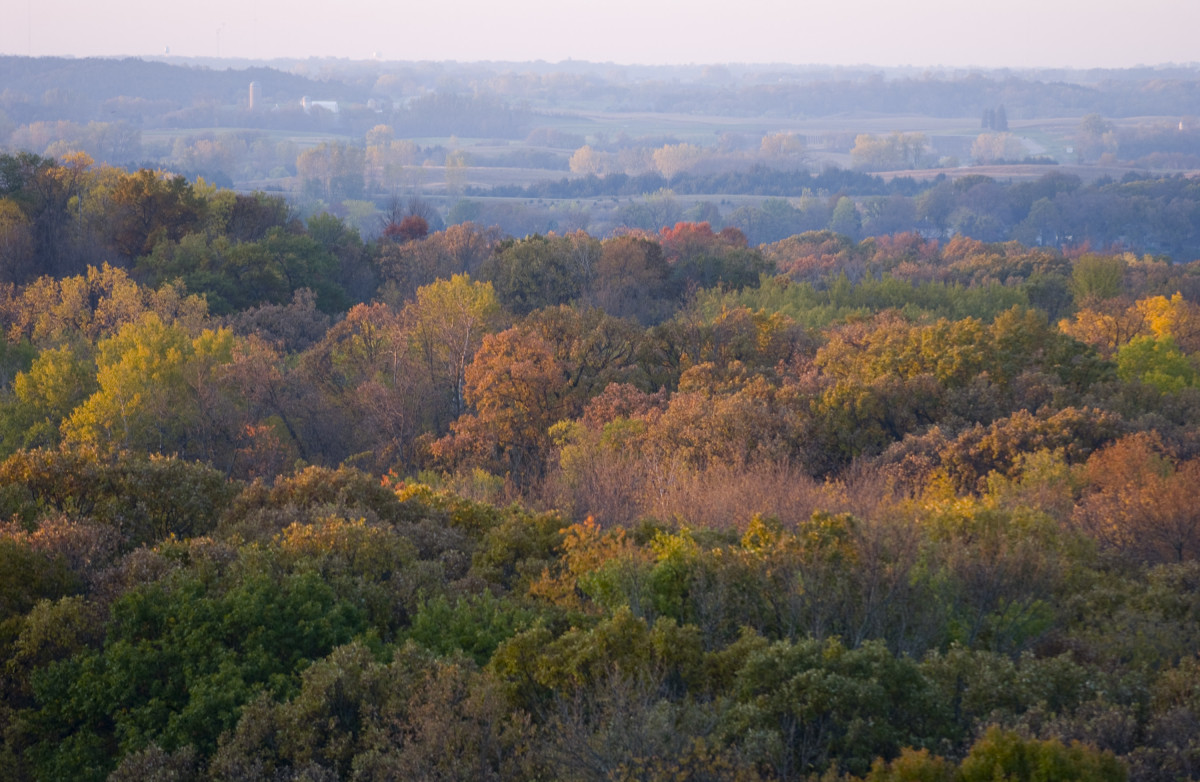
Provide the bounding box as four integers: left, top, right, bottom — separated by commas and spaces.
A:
1, 143, 1200, 780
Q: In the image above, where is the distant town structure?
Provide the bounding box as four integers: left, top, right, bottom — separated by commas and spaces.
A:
301, 97, 340, 114
248, 81, 261, 111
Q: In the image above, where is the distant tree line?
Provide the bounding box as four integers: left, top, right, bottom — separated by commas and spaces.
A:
470, 166, 922, 200
460, 167, 1200, 261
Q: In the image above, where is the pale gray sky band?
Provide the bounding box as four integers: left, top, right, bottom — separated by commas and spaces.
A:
3, 0, 1197, 68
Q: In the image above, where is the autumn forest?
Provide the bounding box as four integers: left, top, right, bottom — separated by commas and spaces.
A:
1, 56, 1200, 782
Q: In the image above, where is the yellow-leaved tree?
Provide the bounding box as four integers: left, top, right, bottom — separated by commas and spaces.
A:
61, 313, 234, 457
404, 274, 506, 424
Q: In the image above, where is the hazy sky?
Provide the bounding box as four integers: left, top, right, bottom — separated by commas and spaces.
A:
2, 0, 1197, 68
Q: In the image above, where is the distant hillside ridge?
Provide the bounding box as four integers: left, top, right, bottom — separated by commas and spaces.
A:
0, 56, 366, 113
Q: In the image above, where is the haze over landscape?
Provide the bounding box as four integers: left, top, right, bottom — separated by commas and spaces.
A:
5, 1, 1200, 780
4, 0, 1199, 67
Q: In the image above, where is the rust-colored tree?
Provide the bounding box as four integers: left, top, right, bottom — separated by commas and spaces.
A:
433, 327, 567, 482
383, 214, 429, 243
1074, 433, 1200, 563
